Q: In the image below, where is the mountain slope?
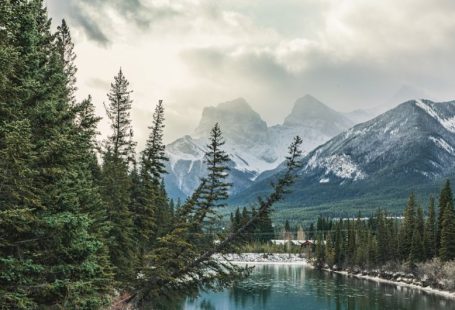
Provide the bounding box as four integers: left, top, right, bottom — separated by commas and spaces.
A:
232, 99, 455, 218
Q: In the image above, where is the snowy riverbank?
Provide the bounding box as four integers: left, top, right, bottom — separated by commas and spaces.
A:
217, 253, 455, 300
326, 269, 455, 300
215, 253, 308, 264
218, 254, 455, 300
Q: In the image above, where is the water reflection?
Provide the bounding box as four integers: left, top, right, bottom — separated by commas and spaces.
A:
184, 264, 455, 310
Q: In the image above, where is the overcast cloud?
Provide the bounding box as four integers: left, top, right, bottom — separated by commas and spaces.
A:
45, 0, 455, 146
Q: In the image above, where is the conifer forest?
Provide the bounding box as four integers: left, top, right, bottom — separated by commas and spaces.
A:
1, 1, 455, 310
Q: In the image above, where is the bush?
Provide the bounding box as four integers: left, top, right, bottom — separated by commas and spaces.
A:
416, 258, 455, 290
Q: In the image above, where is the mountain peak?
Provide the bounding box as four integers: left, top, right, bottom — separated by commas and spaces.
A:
283, 95, 353, 135
216, 97, 252, 112
194, 98, 268, 145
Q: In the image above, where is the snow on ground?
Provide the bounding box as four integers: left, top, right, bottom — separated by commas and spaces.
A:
215, 253, 308, 264
332, 270, 455, 300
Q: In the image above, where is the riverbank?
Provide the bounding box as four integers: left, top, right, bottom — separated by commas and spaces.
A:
216, 253, 308, 264
218, 253, 455, 300
324, 267, 455, 300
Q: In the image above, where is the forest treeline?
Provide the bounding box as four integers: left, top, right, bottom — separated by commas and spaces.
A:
313, 181, 455, 269
0, 1, 303, 309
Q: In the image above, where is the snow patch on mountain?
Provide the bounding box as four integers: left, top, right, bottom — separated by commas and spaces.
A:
429, 136, 455, 156
415, 100, 455, 133
306, 153, 367, 181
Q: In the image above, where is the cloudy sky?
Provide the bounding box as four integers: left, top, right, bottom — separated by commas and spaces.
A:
45, 0, 455, 145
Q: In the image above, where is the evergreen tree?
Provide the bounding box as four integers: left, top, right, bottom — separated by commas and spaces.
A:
399, 193, 416, 260
284, 219, 291, 232
409, 207, 425, 264
258, 210, 275, 242
101, 69, 136, 284
440, 202, 455, 261
131, 100, 170, 267
0, 120, 40, 308
55, 18, 77, 104
334, 223, 343, 266
233, 207, 242, 231
315, 233, 325, 266
104, 68, 136, 163
308, 223, 315, 240
141, 100, 167, 182
131, 135, 303, 306
423, 196, 437, 259
437, 180, 453, 253
195, 123, 231, 227
0, 2, 112, 308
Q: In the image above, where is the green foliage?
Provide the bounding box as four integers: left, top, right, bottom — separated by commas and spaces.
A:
104, 68, 136, 163
0, 2, 113, 308
312, 181, 455, 271
55, 18, 77, 104
437, 180, 453, 253
423, 197, 437, 260
440, 203, 455, 261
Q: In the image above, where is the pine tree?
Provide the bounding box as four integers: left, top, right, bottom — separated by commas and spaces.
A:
399, 193, 416, 260
285, 219, 291, 232
101, 69, 136, 284
440, 202, 455, 261
104, 68, 136, 163
308, 223, 315, 240
258, 209, 275, 242
437, 180, 453, 253
141, 100, 167, 182
423, 196, 437, 259
233, 208, 242, 231
131, 100, 170, 267
1, 2, 113, 308
334, 223, 343, 266
0, 120, 40, 309
375, 211, 387, 265
56, 18, 77, 104
315, 233, 325, 267
130, 136, 303, 306
195, 123, 231, 226
409, 209, 425, 264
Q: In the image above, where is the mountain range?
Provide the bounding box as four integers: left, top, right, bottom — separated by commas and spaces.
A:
164, 95, 455, 222
164, 95, 353, 199
232, 99, 455, 221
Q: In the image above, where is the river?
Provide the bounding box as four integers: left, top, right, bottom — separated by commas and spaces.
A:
183, 264, 454, 310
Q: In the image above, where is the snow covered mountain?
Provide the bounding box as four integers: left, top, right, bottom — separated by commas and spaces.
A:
164, 96, 353, 199
232, 99, 455, 214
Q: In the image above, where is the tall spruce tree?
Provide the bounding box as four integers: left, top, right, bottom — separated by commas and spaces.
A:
440, 201, 455, 261
141, 100, 167, 182
423, 196, 437, 259
409, 207, 425, 263
399, 193, 416, 260
56, 18, 77, 104
132, 100, 171, 267
104, 68, 136, 163
101, 69, 136, 284
0, 1, 113, 308
258, 210, 275, 242
192, 123, 231, 236
437, 180, 453, 253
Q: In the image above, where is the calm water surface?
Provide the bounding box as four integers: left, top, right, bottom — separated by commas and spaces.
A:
184, 264, 455, 310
